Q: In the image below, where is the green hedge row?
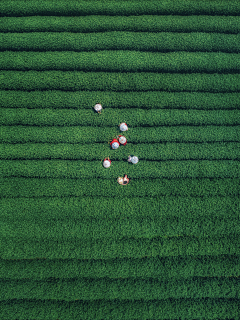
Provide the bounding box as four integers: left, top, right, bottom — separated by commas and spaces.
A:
1, 196, 239, 220
1, 32, 239, 52
1, 160, 239, 178
2, 51, 240, 73
1, 178, 239, 198
1, 234, 240, 259
0, 299, 239, 320
1, 71, 240, 92
1, 126, 239, 143
1, 0, 240, 16
1, 142, 239, 160
1, 90, 240, 110
1, 277, 240, 301
1, 108, 240, 126
1, 255, 239, 280
1, 15, 240, 33
2, 213, 240, 240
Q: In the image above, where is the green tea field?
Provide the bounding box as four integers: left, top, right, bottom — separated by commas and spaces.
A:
0, 1, 240, 319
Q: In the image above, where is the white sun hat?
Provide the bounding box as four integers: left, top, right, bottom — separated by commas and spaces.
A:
118, 135, 127, 145
103, 158, 111, 168
119, 122, 128, 131
94, 103, 102, 113
128, 155, 139, 164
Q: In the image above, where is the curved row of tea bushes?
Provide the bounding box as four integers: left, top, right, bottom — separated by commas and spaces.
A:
2, 214, 240, 240
1, 108, 240, 126
1, 255, 239, 280
1, 15, 240, 33
0, 298, 239, 319
1, 90, 240, 110
1, 71, 240, 92
1, 196, 238, 220
1, 32, 240, 52
1, 159, 239, 178
1, 277, 240, 301
1, 0, 240, 16
2, 51, 240, 73
1, 234, 240, 259
1, 142, 239, 160
1, 178, 238, 198
1, 126, 239, 143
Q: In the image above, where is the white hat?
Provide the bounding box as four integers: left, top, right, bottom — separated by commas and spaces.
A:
131, 156, 139, 164
103, 159, 111, 168
119, 136, 127, 145
128, 156, 139, 164
94, 104, 102, 112
111, 142, 119, 149
119, 123, 128, 131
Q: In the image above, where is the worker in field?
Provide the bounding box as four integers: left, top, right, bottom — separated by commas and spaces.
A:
117, 175, 129, 185
103, 157, 111, 168
93, 103, 103, 113
128, 155, 139, 164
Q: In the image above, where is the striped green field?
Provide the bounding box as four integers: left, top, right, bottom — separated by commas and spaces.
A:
1, 0, 240, 319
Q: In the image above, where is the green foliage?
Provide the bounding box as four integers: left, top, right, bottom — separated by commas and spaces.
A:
1, 15, 240, 33
2, 51, 240, 72
1, 0, 240, 318
1, 32, 240, 52
1, 159, 239, 178
0, 298, 240, 320
1, 108, 240, 126
1, 209, 240, 239
1, 0, 240, 16
1, 142, 239, 160
1, 234, 240, 259
1, 71, 240, 92
1, 178, 239, 198
1, 90, 240, 110
1, 255, 240, 280
1, 125, 239, 143
1, 277, 240, 301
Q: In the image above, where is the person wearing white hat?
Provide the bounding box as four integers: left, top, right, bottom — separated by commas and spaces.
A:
119, 122, 128, 131
94, 103, 102, 113
128, 155, 139, 164
110, 138, 120, 149
103, 157, 111, 168
118, 135, 127, 146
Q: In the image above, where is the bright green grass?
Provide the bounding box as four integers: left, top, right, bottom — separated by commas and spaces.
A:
1, 32, 240, 52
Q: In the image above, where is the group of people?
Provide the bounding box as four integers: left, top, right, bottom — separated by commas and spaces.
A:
94, 104, 139, 185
